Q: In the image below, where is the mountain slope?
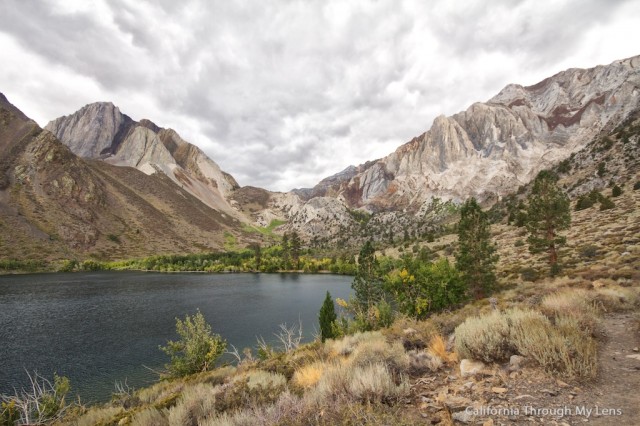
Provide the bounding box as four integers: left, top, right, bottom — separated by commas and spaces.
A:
298, 56, 640, 211
45, 104, 241, 216
0, 94, 244, 263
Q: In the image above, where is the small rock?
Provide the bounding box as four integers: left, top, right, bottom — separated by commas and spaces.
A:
633, 347, 639, 352
483, 419, 494, 426
509, 354, 526, 371
513, 394, 534, 400
556, 379, 569, 388
492, 387, 508, 394
541, 389, 558, 396
462, 381, 474, 390
403, 327, 418, 335
626, 354, 640, 361
452, 410, 474, 424
460, 359, 486, 377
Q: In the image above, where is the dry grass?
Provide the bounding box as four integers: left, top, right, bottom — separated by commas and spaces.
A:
166, 383, 216, 426
130, 407, 167, 426
349, 338, 409, 373
427, 334, 457, 364
72, 406, 123, 426
454, 310, 513, 363
455, 308, 597, 378
511, 312, 597, 378
292, 362, 324, 389
594, 285, 639, 312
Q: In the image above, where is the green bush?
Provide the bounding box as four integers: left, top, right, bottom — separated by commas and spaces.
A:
0, 372, 70, 426
159, 311, 227, 377
386, 258, 466, 319
599, 196, 615, 210
611, 185, 623, 197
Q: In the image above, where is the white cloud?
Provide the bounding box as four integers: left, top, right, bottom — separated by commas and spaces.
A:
0, 0, 638, 191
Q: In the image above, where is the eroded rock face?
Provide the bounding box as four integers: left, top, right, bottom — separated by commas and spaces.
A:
301, 56, 640, 212
46, 104, 240, 215
45, 102, 131, 158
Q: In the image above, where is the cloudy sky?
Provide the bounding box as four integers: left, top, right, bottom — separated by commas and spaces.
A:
1, 0, 639, 191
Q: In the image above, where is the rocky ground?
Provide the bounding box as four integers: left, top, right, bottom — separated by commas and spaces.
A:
405, 312, 640, 425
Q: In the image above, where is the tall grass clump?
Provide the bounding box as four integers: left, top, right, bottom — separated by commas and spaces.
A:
454, 310, 513, 362
130, 407, 168, 426
455, 308, 597, 378
166, 383, 217, 426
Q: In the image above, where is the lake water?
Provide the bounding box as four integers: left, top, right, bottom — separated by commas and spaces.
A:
0, 272, 352, 403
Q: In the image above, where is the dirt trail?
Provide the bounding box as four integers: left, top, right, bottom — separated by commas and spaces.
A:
582, 312, 640, 425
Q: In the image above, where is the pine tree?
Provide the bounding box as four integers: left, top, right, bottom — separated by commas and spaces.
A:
290, 231, 301, 270
250, 243, 262, 271
352, 240, 383, 310
455, 198, 497, 299
281, 233, 290, 270
526, 171, 571, 275
318, 291, 337, 342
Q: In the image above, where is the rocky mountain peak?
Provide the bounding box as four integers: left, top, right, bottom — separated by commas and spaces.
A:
45, 102, 132, 158
46, 103, 242, 216
297, 55, 640, 221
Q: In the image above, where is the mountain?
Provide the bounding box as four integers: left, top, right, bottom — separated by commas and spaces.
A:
0, 93, 246, 263
297, 56, 640, 210
5, 55, 639, 260
275, 55, 640, 239
45, 103, 240, 216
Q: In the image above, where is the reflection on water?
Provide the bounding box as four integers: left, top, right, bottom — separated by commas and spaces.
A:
0, 272, 351, 402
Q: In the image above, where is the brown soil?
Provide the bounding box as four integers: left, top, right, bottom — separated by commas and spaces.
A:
406, 312, 640, 425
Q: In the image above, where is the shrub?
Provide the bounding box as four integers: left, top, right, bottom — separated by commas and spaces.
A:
540, 289, 600, 334
74, 406, 123, 426
511, 313, 596, 378
313, 361, 408, 405
634, 181, 640, 190
455, 308, 597, 378
578, 244, 599, 259
520, 267, 539, 282
167, 383, 216, 426
407, 350, 442, 374
427, 334, 457, 363
594, 286, 639, 312
0, 372, 71, 426
160, 311, 227, 377
599, 196, 615, 210
347, 363, 409, 404
327, 331, 385, 358
292, 362, 325, 389
454, 310, 514, 362
350, 338, 409, 374
131, 407, 168, 426
611, 185, 623, 197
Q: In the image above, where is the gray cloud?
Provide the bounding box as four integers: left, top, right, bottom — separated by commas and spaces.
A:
1, 0, 639, 191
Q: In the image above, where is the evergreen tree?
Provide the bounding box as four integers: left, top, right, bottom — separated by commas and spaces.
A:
352, 240, 384, 310
455, 198, 498, 299
525, 171, 571, 275
612, 184, 623, 197
318, 291, 337, 342
250, 243, 262, 271
281, 233, 290, 269
290, 231, 301, 270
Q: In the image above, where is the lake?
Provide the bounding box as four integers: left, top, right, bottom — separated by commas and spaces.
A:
0, 272, 352, 403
